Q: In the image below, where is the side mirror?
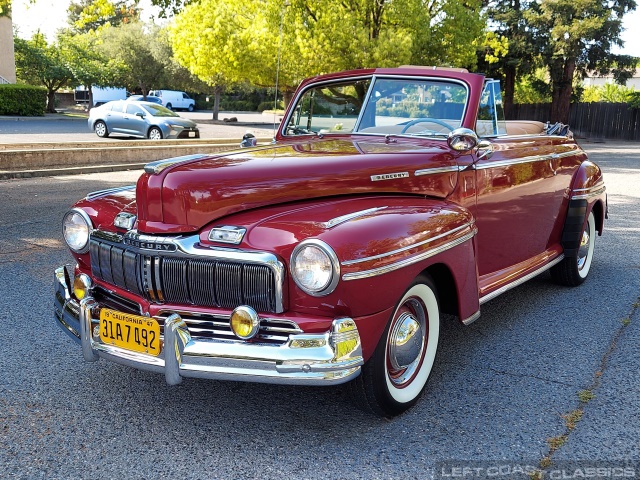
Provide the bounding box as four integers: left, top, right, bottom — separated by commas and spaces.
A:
448, 128, 478, 152
136, 112, 145, 118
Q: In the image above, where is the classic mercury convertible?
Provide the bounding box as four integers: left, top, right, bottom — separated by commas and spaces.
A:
54, 66, 607, 417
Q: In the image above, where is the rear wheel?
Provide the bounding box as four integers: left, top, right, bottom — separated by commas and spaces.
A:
166, 103, 173, 110
350, 276, 440, 417
551, 210, 596, 286
148, 127, 163, 140
94, 120, 108, 138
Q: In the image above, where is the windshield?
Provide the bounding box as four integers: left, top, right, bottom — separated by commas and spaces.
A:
143, 104, 180, 117
284, 77, 468, 138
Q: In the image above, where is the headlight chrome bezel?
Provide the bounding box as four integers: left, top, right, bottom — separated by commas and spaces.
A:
63, 208, 93, 254
290, 239, 340, 297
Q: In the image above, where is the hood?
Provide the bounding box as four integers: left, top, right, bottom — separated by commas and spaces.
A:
136, 138, 460, 233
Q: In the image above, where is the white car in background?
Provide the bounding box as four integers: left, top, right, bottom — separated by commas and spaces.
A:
148, 90, 196, 111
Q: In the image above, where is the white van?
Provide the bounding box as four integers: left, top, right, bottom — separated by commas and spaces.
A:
148, 90, 196, 111
75, 86, 127, 107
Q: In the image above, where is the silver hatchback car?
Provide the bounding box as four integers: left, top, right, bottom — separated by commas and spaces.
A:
88, 100, 200, 140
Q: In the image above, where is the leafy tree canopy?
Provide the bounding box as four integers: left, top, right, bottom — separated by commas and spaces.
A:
170, 0, 485, 103
67, 0, 140, 33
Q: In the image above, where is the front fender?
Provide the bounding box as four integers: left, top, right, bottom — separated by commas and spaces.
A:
211, 195, 479, 321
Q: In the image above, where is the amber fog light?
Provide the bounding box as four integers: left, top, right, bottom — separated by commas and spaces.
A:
230, 306, 260, 340
73, 274, 93, 301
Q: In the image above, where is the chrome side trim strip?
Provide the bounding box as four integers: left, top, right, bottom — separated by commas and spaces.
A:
571, 185, 606, 200
342, 222, 474, 266
86, 185, 135, 201
479, 254, 565, 305
461, 310, 481, 326
342, 228, 477, 281
475, 150, 577, 170
323, 207, 387, 229
415, 165, 460, 176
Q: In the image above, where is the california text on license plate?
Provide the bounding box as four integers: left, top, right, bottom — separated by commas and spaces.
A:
99, 309, 161, 356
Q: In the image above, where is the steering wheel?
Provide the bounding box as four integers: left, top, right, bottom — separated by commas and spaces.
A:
400, 118, 454, 134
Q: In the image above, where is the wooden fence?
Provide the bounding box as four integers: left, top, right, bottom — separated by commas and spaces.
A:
511, 102, 640, 141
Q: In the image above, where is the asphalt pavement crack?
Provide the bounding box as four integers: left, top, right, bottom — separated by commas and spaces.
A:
535, 295, 640, 473
486, 367, 577, 388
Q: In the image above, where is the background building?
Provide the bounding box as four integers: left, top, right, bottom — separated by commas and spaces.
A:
0, 14, 16, 83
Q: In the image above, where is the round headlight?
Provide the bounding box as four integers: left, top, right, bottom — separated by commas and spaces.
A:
290, 240, 340, 296
63, 208, 92, 253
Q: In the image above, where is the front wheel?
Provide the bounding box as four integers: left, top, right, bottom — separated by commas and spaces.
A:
94, 120, 109, 138
350, 276, 440, 417
551, 210, 596, 286
187, 104, 194, 112
148, 127, 163, 140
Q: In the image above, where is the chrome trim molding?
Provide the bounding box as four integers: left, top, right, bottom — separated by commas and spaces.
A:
323, 207, 387, 229
571, 184, 606, 200
461, 310, 481, 326
475, 150, 577, 170
342, 222, 474, 266
144, 154, 209, 175
371, 172, 409, 182
479, 254, 565, 305
342, 227, 477, 281
414, 165, 460, 177
86, 185, 135, 201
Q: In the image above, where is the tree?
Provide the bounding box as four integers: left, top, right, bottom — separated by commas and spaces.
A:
14, 33, 74, 112
526, 0, 637, 123
97, 22, 165, 96
481, 0, 538, 118
58, 31, 127, 107
170, 0, 486, 116
0, 0, 11, 17
67, 0, 140, 33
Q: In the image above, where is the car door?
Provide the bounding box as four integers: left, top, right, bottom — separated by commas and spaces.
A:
104, 101, 127, 133
121, 103, 149, 136
471, 82, 580, 292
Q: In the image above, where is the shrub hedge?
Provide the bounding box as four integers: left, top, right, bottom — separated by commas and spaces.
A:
0, 84, 47, 116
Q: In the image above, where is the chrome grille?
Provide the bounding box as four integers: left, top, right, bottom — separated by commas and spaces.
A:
156, 312, 302, 345
89, 237, 279, 313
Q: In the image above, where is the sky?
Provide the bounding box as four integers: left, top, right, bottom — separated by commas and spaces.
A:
10, 0, 640, 58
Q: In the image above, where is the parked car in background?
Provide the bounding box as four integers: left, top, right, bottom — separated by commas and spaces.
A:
75, 86, 127, 107
128, 95, 163, 105
87, 100, 199, 139
56, 66, 606, 417
148, 89, 196, 111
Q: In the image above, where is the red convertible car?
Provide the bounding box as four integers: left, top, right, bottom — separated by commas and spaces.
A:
54, 66, 606, 417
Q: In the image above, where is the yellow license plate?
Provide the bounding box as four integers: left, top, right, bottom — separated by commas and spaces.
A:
99, 309, 162, 356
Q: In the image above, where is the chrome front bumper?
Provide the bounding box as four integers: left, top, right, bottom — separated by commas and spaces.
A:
54, 266, 363, 386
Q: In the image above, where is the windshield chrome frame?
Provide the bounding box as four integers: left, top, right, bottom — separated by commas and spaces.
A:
280, 74, 471, 141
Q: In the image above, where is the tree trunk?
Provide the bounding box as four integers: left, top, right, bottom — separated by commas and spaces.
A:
46, 89, 57, 113
549, 58, 576, 124
282, 89, 294, 110
503, 65, 516, 119
212, 84, 223, 121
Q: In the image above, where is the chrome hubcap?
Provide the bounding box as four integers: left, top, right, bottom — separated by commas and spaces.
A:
387, 298, 426, 387
577, 221, 591, 271
96, 123, 105, 135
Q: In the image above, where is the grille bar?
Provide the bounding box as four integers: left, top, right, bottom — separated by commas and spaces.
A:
90, 238, 279, 313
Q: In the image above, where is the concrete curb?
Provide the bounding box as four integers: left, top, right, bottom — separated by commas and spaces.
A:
0, 137, 272, 180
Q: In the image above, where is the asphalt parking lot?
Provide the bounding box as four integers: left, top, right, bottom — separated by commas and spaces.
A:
0, 132, 638, 478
